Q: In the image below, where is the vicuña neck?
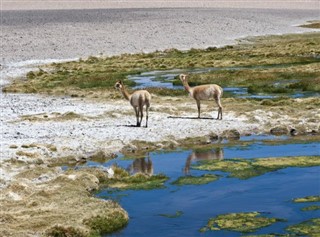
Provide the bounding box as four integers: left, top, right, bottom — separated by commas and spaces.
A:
182, 80, 192, 93
120, 87, 131, 101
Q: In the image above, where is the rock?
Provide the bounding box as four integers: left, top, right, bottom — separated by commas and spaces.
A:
221, 129, 240, 140
209, 132, 219, 141
290, 128, 298, 136
270, 126, 289, 136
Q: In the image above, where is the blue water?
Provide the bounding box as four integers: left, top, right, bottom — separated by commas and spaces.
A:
128, 69, 320, 99
94, 137, 320, 237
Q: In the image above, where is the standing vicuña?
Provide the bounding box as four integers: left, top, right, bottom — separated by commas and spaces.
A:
115, 80, 151, 127
179, 74, 223, 119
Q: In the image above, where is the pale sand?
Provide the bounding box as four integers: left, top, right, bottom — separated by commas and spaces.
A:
2, 0, 319, 10
0, 7, 319, 187
1, 8, 319, 66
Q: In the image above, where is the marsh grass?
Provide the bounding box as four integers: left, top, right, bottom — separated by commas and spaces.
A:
171, 174, 219, 186
158, 211, 184, 218
102, 166, 169, 190
193, 156, 320, 179
286, 218, 320, 237
301, 205, 320, 211
3, 33, 320, 98
300, 20, 320, 29
200, 212, 285, 233
293, 195, 320, 203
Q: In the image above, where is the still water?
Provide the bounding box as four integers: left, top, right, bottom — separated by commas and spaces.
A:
128, 69, 320, 99
91, 136, 320, 237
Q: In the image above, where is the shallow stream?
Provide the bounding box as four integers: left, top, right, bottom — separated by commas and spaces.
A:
87, 136, 320, 236
128, 68, 320, 99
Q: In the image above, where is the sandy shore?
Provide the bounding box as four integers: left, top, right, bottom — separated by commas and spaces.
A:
1, 7, 319, 186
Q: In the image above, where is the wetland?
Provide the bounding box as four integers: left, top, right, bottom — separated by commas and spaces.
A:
92, 135, 320, 237
1, 31, 320, 236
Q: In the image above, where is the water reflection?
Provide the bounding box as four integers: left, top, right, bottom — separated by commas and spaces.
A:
184, 148, 224, 174
125, 148, 224, 177
127, 156, 153, 176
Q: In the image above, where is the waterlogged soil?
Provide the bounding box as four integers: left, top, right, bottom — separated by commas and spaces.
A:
91, 136, 320, 237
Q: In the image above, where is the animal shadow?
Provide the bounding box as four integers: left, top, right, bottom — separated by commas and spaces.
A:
168, 116, 215, 120
116, 124, 148, 128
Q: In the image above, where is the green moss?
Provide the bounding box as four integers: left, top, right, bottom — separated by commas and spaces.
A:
200, 212, 285, 233
301, 205, 320, 211
171, 174, 219, 186
293, 195, 320, 203
46, 225, 86, 237
286, 218, 320, 236
103, 166, 169, 190
85, 211, 128, 236
158, 211, 184, 218
193, 156, 320, 179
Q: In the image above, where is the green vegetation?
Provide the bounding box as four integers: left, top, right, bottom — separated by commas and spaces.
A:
193, 156, 320, 179
46, 225, 86, 237
300, 20, 320, 29
84, 211, 128, 237
3, 33, 319, 98
293, 195, 320, 203
158, 211, 184, 218
286, 218, 320, 237
102, 166, 168, 190
200, 212, 285, 233
292, 195, 320, 212
171, 174, 219, 186
301, 205, 320, 211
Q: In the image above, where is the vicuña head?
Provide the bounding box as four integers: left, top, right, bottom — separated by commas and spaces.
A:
114, 80, 151, 127
179, 74, 223, 120
114, 80, 123, 90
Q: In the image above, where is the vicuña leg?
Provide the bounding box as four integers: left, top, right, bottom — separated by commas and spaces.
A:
196, 100, 201, 118
214, 96, 223, 120
138, 105, 143, 127
134, 107, 140, 127
145, 105, 149, 128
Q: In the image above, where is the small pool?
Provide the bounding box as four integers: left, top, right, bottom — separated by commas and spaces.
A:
89, 136, 320, 237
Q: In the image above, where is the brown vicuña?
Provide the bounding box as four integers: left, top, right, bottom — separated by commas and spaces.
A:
115, 80, 151, 127
179, 74, 223, 119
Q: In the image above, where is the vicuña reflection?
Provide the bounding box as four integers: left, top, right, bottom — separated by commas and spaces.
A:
127, 156, 153, 176
184, 148, 224, 174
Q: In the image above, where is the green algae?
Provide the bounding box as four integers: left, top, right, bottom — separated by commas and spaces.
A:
200, 212, 285, 233
293, 195, 320, 203
171, 174, 219, 186
158, 211, 184, 218
286, 218, 320, 237
103, 166, 168, 190
193, 156, 320, 179
301, 205, 320, 211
